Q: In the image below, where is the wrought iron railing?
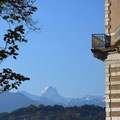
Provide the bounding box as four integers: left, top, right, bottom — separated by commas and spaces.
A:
92, 34, 110, 49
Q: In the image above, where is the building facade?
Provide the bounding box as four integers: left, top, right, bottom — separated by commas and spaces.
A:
92, 0, 120, 120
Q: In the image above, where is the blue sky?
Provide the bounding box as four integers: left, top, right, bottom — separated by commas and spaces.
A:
1, 0, 105, 98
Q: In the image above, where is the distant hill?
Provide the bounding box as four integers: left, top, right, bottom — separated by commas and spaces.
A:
0, 86, 105, 112
21, 86, 105, 107
0, 92, 39, 113
0, 105, 105, 120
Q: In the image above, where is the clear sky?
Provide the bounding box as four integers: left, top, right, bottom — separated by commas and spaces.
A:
1, 0, 105, 98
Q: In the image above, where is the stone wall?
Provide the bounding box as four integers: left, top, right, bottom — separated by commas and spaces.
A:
105, 0, 111, 36
105, 0, 120, 45
105, 52, 120, 120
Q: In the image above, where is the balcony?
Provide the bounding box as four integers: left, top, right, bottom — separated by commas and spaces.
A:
92, 34, 110, 49
91, 34, 115, 61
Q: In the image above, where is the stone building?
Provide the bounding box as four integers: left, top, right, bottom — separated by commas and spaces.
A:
91, 0, 120, 120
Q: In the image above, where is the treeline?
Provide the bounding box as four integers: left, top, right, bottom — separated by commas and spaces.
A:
0, 105, 105, 120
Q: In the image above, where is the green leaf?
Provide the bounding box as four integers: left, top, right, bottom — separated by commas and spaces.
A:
13, 56, 17, 59
3, 16, 9, 20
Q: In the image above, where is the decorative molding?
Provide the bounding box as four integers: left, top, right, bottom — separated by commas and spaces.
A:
106, 81, 120, 86
106, 90, 120, 94
106, 99, 120, 103
105, 0, 111, 35
106, 117, 120, 120
106, 108, 120, 112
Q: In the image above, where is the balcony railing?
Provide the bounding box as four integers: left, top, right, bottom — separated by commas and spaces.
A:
92, 34, 110, 49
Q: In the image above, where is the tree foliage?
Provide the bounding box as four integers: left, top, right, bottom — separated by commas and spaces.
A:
0, 0, 38, 93
0, 105, 106, 120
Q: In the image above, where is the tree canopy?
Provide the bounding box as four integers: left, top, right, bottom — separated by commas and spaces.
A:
0, 0, 38, 93
0, 105, 105, 120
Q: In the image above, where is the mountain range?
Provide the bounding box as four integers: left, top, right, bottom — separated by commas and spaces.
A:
0, 86, 105, 112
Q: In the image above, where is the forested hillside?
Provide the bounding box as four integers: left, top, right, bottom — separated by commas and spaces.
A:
0, 105, 105, 120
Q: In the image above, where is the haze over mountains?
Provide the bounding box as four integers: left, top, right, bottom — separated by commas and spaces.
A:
0, 86, 105, 112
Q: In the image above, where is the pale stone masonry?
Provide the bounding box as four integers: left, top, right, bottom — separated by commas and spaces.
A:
104, 1, 120, 119
105, 0, 120, 45
91, 0, 120, 120
105, 0, 111, 36
105, 52, 120, 120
